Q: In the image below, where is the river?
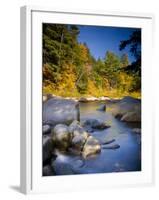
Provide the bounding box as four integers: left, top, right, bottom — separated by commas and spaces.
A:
53, 100, 141, 175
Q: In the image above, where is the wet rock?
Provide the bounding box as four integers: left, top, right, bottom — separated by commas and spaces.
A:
101, 139, 116, 145
52, 124, 71, 151
97, 104, 106, 111
42, 124, 51, 135
112, 96, 141, 122
68, 120, 83, 135
43, 165, 55, 176
71, 134, 87, 152
102, 144, 120, 150
82, 136, 101, 158
121, 111, 141, 122
43, 98, 80, 126
83, 119, 110, 130
43, 135, 54, 163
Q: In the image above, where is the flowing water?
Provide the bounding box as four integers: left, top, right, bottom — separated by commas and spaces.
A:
53, 101, 141, 175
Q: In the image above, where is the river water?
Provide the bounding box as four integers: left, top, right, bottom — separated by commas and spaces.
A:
53, 101, 141, 175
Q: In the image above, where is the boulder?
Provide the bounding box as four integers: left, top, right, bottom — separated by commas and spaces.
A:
71, 134, 87, 152
43, 135, 54, 163
97, 104, 106, 111
52, 124, 71, 151
68, 120, 83, 135
42, 124, 51, 135
43, 98, 80, 126
112, 96, 141, 122
121, 111, 141, 122
82, 136, 101, 158
83, 119, 110, 130
43, 165, 55, 176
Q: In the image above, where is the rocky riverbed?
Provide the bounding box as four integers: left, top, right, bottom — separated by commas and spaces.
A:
42, 95, 141, 176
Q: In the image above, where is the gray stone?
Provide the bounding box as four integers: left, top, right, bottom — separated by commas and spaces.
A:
43, 98, 80, 126
121, 111, 141, 122
43, 165, 55, 176
112, 96, 141, 122
82, 136, 101, 158
97, 104, 106, 111
71, 134, 87, 152
68, 120, 83, 135
52, 124, 71, 150
43, 135, 54, 163
83, 119, 110, 130
42, 124, 51, 135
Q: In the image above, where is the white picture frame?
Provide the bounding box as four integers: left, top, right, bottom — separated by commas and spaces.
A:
20, 5, 154, 194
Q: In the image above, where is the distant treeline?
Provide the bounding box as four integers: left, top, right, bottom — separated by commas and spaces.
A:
43, 24, 141, 98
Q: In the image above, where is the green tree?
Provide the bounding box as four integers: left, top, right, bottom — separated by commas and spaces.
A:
104, 51, 120, 88
120, 54, 129, 68
119, 30, 141, 74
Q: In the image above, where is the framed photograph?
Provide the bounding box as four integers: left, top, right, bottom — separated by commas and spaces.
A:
20, 6, 154, 194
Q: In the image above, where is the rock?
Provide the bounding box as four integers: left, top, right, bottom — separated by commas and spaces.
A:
132, 128, 141, 134
43, 165, 55, 176
43, 98, 80, 126
79, 97, 98, 102
69, 120, 89, 139
121, 111, 141, 122
82, 136, 101, 158
42, 124, 51, 135
68, 120, 83, 134
71, 134, 87, 152
98, 96, 111, 101
42, 94, 54, 102
101, 139, 116, 145
43, 135, 54, 163
52, 124, 71, 151
83, 119, 110, 130
112, 96, 141, 122
102, 144, 120, 150
97, 104, 106, 111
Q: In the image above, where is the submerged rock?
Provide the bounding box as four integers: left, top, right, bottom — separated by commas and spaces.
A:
52, 154, 85, 175
97, 104, 106, 111
43, 98, 80, 126
102, 144, 120, 150
83, 119, 110, 130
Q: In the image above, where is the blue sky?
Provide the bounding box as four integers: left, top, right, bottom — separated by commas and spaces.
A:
77, 25, 141, 63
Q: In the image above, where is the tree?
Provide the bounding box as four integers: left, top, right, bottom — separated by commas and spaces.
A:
119, 30, 141, 74
103, 51, 120, 88
120, 54, 129, 68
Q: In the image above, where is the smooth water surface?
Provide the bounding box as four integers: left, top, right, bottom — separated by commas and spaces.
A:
53, 101, 141, 175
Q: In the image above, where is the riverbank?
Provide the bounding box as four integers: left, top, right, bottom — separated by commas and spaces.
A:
43, 93, 127, 103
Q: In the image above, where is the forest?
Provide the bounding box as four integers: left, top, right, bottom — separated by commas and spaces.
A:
42, 24, 141, 98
